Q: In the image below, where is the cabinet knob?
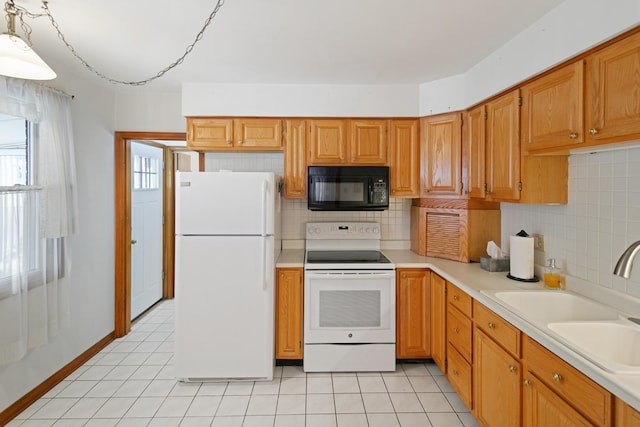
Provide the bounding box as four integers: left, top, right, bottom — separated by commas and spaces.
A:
402, 273, 406, 279
340, 156, 345, 161
589, 128, 599, 136
226, 140, 232, 145
280, 273, 284, 278
569, 132, 579, 139
508, 365, 517, 373
452, 369, 459, 376
237, 140, 243, 145
453, 295, 460, 301
523, 379, 531, 387
351, 157, 355, 162
552, 373, 563, 382
488, 322, 495, 329
453, 327, 460, 334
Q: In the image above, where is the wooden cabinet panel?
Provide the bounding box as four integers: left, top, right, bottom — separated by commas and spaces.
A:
447, 343, 473, 410
615, 398, 640, 427
486, 90, 521, 201
523, 372, 594, 427
283, 119, 307, 198
421, 113, 462, 197
524, 336, 612, 427
521, 61, 585, 153
275, 268, 303, 359
309, 119, 348, 164
234, 118, 282, 149
474, 329, 521, 427
187, 118, 233, 149
389, 119, 420, 198
446, 282, 472, 318
586, 31, 640, 145
349, 119, 388, 164
464, 105, 486, 199
447, 304, 472, 362
396, 269, 431, 359
430, 272, 446, 373
474, 301, 521, 358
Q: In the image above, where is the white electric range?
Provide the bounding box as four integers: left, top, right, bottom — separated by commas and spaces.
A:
303, 222, 396, 372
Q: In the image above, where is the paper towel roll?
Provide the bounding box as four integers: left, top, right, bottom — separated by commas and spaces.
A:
510, 234, 534, 280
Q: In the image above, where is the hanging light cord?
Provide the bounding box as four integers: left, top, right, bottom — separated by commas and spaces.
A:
7, 0, 226, 86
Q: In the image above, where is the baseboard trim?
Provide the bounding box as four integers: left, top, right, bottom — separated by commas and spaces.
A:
0, 332, 115, 425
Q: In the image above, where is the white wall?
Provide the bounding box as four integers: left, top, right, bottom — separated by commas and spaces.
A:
420, 0, 640, 115
0, 73, 117, 412
115, 90, 185, 132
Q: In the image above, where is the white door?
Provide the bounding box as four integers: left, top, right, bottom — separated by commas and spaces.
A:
131, 142, 164, 320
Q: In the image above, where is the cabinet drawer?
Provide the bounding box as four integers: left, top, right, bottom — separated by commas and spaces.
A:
447, 305, 472, 362
447, 343, 472, 411
474, 301, 521, 358
524, 336, 613, 427
447, 283, 472, 317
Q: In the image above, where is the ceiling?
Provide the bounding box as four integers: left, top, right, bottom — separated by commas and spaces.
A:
14, 0, 565, 91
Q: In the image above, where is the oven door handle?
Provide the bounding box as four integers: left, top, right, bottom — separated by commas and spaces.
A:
305, 271, 395, 279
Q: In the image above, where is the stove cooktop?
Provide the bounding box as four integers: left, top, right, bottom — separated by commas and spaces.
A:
305, 250, 392, 264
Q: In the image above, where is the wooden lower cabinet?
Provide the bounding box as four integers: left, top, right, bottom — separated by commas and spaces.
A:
615, 398, 640, 427
474, 329, 521, 427
396, 269, 431, 359
446, 282, 473, 410
430, 272, 446, 373
523, 373, 593, 427
275, 268, 303, 359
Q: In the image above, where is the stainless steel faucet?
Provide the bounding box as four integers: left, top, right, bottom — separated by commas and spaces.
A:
613, 240, 640, 279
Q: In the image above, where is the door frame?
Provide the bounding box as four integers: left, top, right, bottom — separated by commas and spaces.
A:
114, 131, 186, 337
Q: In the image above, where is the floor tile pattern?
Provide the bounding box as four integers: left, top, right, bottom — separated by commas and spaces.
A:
8, 300, 479, 427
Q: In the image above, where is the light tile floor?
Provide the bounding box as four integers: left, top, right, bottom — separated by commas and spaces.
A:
8, 300, 479, 427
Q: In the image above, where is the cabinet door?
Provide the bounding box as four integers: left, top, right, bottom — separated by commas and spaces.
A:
389, 119, 420, 198
475, 329, 521, 427
275, 268, 303, 359
421, 113, 462, 197
187, 118, 234, 149
523, 374, 593, 427
486, 90, 521, 201
283, 120, 307, 198
586, 31, 640, 144
430, 272, 446, 373
349, 119, 388, 164
615, 397, 640, 427
233, 118, 283, 150
521, 61, 584, 153
309, 119, 348, 164
396, 269, 431, 359
464, 105, 486, 199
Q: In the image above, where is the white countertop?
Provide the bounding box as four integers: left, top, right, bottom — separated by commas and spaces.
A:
276, 248, 640, 411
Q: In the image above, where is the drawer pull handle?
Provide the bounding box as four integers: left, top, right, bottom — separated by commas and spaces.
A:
589, 128, 599, 136
523, 379, 531, 387
508, 365, 517, 373
453, 295, 460, 301
453, 327, 460, 334
488, 322, 495, 329
552, 373, 563, 382
452, 369, 459, 376
569, 132, 579, 139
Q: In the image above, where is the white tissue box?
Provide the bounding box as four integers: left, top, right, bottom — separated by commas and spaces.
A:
480, 257, 510, 272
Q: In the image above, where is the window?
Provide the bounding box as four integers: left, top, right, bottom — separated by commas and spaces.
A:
0, 114, 31, 186
133, 154, 160, 190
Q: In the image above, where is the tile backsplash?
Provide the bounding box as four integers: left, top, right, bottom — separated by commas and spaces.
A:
501, 146, 640, 299
204, 152, 412, 242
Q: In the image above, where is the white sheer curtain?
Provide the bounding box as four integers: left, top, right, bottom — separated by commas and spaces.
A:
0, 76, 77, 364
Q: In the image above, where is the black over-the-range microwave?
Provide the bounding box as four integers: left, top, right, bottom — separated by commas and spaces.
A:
307, 166, 389, 211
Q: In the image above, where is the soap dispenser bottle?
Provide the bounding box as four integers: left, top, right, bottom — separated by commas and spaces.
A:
544, 258, 565, 290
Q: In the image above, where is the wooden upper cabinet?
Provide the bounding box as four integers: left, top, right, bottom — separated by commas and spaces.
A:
187, 118, 234, 149
421, 112, 462, 197
586, 30, 640, 145
486, 89, 521, 202
389, 119, 420, 198
396, 269, 431, 359
234, 118, 283, 149
521, 61, 585, 153
464, 105, 487, 199
283, 120, 307, 198
309, 119, 348, 164
349, 119, 388, 164
186, 117, 282, 150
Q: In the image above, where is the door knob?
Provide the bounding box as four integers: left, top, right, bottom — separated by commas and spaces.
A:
131, 240, 137, 245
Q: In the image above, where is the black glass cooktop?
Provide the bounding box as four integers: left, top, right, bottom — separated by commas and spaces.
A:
306, 250, 391, 264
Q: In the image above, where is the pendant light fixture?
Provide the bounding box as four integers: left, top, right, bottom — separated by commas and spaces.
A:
0, 0, 56, 80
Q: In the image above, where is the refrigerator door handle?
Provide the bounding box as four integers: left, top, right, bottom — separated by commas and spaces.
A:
261, 180, 268, 237
262, 237, 268, 290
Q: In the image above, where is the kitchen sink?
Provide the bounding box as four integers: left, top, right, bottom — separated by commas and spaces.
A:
483, 290, 621, 323
547, 321, 640, 374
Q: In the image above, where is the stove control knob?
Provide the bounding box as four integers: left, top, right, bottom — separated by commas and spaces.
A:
348, 333, 353, 338
359, 227, 364, 233
366, 227, 371, 233
373, 227, 379, 234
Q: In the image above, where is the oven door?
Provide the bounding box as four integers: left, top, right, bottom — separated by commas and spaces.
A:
304, 270, 396, 344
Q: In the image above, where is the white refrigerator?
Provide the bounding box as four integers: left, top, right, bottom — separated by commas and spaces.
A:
174, 171, 281, 381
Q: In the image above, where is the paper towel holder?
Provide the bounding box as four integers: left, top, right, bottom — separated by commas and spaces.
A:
506, 273, 539, 282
